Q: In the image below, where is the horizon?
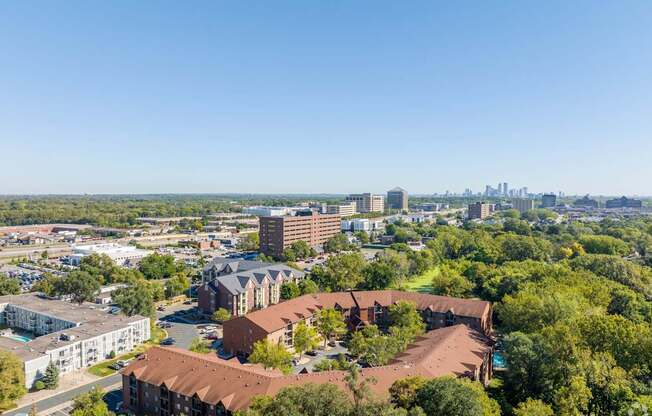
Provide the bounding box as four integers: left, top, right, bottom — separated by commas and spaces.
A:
2, 1, 652, 195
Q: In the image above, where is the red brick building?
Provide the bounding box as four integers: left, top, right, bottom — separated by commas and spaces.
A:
258, 211, 341, 257
222, 290, 492, 356
197, 259, 304, 317
122, 322, 493, 415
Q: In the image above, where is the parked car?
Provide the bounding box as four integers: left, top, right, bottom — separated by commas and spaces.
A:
160, 338, 176, 346
108, 363, 121, 370
305, 350, 318, 357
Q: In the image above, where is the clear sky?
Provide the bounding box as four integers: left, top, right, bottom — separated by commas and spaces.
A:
1, 1, 651, 196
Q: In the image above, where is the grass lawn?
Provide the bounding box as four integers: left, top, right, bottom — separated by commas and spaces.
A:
87, 327, 167, 377
401, 267, 439, 293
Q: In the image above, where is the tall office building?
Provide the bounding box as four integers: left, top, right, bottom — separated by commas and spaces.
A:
259, 211, 341, 257
345, 193, 384, 213
387, 187, 408, 211
512, 198, 535, 213
541, 194, 557, 208
503, 182, 509, 196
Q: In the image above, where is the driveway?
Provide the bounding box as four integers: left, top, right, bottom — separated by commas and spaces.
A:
293, 343, 349, 374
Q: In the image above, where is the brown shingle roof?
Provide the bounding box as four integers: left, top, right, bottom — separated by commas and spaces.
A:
122, 324, 491, 412
228, 291, 490, 334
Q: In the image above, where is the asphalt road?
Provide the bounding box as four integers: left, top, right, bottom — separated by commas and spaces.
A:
2, 306, 199, 416
3, 376, 121, 416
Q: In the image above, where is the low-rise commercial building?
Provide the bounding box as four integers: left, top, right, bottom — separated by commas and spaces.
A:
345, 193, 384, 213
0, 293, 149, 388
68, 243, 152, 267
258, 211, 341, 257
605, 196, 643, 209
574, 195, 599, 208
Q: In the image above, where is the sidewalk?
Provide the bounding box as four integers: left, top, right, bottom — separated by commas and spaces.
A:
14, 371, 101, 410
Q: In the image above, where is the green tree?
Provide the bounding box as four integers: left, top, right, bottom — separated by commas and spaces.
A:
431, 265, 473, 297
513, 399, 553, 416
355, 231, 370, 244
70, 387, 114, 416
138, 253, 179, 280
388, 300, 425, 341
238, 233, 260, 251
42, 361, 60, 389
316, 308, 347, 347
311, 252, 366, 291
112, 283, 154, 318
280, 282, 301, 300
579, 235, 630, 256
414, 376, 485, 416
30, 273, 61, 296
236, 383, 351, 416
189, 337, 211, 354
293, 322, 320, 360
553, 375, 591, 416
325, 233, 353, 253
390, 376, 427, 409
212, 308, 231, 323
55, 271, 101, 304
0, 273, 21, 295
0, 351, 26, 411
299, 279, 319, 294
248, 339, 293, 374
165, 273, 190, 298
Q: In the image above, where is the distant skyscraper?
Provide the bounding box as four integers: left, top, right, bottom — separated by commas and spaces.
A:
541, 194, 557, 208
503, 182, 509, 196
497, 183, 502, 195
387, 187, 408, 211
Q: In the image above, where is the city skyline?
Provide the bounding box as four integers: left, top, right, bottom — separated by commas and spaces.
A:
2, 1, 652, 195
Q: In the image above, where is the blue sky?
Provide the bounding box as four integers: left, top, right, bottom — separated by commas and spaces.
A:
1, 1, 651, 195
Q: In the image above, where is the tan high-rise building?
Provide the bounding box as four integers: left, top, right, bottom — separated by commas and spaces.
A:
512, 198, 535, 214
468, 202, 494, 220
326, 201, 357, 217
345, 193, 384, 213
259, 211, 341, 257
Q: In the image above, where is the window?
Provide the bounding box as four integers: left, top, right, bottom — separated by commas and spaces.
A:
446, 311, 455, 326
191, 395, 205, 416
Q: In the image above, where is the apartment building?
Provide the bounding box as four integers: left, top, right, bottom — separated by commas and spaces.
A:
387, 187, 408, 211
326, 201, 357, 217
512, 198, 535, 214
222, 290, 492, 356
198, 259, 304, 316
0, 294, 149, 388
258, 211, 341, 257
345, 193, 384, 213
467, 202, 494, 220
122, 321, 492, 416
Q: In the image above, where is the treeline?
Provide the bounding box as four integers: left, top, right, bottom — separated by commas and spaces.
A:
290, 213, 652, 415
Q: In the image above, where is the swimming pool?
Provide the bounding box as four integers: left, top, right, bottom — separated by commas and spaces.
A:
5, 334, 31, 343
493, 351, 506, 369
